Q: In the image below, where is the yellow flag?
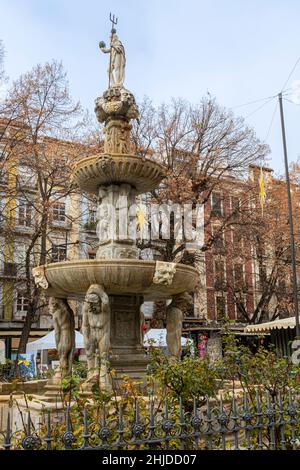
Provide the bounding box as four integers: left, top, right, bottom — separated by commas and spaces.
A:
136, 206, 146, 231
258, 167, 266, 214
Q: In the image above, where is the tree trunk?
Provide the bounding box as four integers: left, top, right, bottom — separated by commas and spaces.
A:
17, 303, 36, 354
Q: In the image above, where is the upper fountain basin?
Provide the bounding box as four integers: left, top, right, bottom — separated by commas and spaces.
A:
72, 153, 166, 194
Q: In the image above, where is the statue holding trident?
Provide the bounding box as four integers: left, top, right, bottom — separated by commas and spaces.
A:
99, 14, 126, 88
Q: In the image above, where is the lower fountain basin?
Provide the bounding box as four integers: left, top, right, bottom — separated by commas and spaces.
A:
40, 259, 199, 300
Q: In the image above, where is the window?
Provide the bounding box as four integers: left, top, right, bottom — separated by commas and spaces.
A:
234, 263, 244, 290
52, 202, 66, 222
0, 168, 7, 185
16, 292, 29, 312
51, 244, 66, 262
4, 262, 17, 277
17, 165, 36, 188
257, 264, 267, 290
216, 296, 227, 321
235, 294, 247, 321
15, 243, 28, 275
211, 192, 223, 217
232, 230, 242, 253
231, 196, 240, 219
17, 200, 32, 227
0, 196, 5, 224
84, 203, 97, 231
214, 259, 226, 290
212, 226, 225, 252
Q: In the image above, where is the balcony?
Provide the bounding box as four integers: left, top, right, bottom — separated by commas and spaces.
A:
50, 218, 72, 230
83, 220, 98, 232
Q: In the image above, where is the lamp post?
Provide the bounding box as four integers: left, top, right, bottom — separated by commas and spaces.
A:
278, 92, 300, 337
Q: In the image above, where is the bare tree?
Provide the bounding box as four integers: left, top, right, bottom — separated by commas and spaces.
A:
0, 60, 91, 353
132, 95, 268, 262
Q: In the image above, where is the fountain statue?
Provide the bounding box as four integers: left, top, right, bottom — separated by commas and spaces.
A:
49, 297, 75, 378
32, 17, 199, 391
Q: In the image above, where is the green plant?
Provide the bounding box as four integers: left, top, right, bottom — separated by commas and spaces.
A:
147, 346, 218, 409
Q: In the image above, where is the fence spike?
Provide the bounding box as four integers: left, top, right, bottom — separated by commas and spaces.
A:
4, 411, 11, 450
179, 397, 184, 422
255, 389, 261, 410
165, 398, 169, 419
135, 398, 140, 423
102, 401, 106, 426
82, 404, 90, 448
119, 401, 123, 428
84, 405, 89, 434
27, 411, 31, 436
219, 394, 224, 411
66, 405, 71, 432
150, 398, 155, 427
193, 397, 197, 416
45, 410, 52, 450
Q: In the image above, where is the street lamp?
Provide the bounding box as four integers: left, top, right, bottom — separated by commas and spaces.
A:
278, 92, 300, 337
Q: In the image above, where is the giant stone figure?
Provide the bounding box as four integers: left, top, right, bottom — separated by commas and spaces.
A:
49, 297, 75, 378
82, 284, 111, 391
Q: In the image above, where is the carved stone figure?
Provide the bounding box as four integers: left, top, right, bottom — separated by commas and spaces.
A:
104, 119, 132, 154
95, 87, 139, 125
32, 266, 48, 290
166, 292, 193, 362
100, 29, 126, 88
82, 284, 111, 391
96, 204, 110, 242
153, 261, 177, 286
49, 297, 75, 377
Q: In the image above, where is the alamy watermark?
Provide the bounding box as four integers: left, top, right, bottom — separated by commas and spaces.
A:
96, 194, 204, 249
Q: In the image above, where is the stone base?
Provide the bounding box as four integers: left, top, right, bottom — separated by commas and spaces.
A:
110, 354, 150, 391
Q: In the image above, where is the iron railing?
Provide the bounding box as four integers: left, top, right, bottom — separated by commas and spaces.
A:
1, 391, 299, 450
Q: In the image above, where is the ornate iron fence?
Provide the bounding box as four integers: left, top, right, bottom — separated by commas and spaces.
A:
1, 391, 299, 450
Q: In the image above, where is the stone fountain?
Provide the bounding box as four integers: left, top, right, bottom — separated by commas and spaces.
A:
31, 23, 199, 393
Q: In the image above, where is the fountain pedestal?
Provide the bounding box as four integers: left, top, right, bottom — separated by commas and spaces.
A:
109, 295, 149, 381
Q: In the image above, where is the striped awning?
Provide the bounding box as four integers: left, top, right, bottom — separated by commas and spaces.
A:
244, 317, 296, 333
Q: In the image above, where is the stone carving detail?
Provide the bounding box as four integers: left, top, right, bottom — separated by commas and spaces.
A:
95, 87, 139, 124
114, 311, 135, 339
82, 284, 111, 391
49, 297, 75, 377
32, 266, 49, 289
104, 119, 132, 154
153, 261, 177, 286
97, 154, 113, 171
166, 292, 193, 362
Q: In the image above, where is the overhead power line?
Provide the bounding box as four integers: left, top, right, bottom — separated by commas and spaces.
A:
281, 56, 300, 92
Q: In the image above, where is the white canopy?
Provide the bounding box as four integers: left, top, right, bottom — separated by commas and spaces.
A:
244, 316, 296, 334
26, 330, 85, 354
143, 328, 191, 348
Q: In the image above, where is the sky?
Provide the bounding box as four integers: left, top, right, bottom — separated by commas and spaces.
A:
1, 0, 300, 175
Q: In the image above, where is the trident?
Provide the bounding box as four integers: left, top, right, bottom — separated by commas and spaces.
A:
109, 12, 118, 32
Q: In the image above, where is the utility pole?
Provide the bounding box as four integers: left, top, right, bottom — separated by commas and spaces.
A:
278, 92, 300, 337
